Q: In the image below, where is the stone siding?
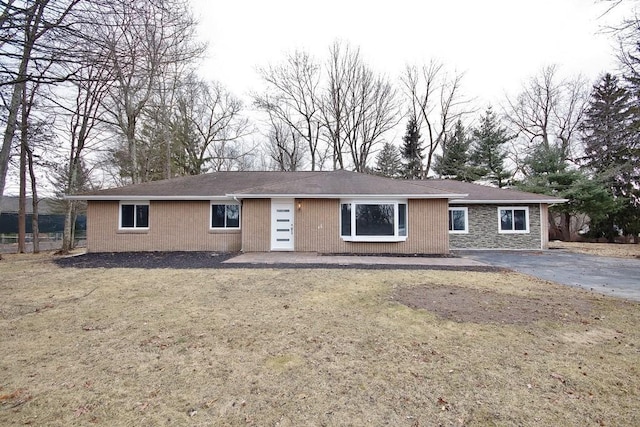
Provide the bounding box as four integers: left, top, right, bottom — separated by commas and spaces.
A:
449, 204, 543, 250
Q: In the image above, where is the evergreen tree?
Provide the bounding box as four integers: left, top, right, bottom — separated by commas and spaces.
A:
519, 145, 616, 240
581, 74, 633, 176
400, 116, 424, 179
433, 119, 474, 181
580, 73, 640, 241
373, 142, 402, 178
469, 107, 512, 187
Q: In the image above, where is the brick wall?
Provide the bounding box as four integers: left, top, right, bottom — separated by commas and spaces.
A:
241, 199, 270, 252
87, 198, 451, 254
87, 200, 241, 252
294, 198, 449, 254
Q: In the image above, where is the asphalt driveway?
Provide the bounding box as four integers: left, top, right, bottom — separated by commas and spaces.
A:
459, 250, 640, 301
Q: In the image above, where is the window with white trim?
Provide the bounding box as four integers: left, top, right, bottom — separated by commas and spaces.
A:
448, 207, 468, 233
498, 206, 529, 233
119, 202, 149, 229
211, 203, 240, 229
340, 200, 407, 242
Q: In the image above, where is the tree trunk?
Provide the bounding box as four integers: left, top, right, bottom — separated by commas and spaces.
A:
562, 212, 572, 242
0, 72, 27, 208
60, 156, 79, 254
0, 0, 46, 207
18, 136, 26, 253
27, 145, 39, 253
61, 202, 74, 253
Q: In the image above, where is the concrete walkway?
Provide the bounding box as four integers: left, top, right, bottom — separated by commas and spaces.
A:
224, 252, 486, 267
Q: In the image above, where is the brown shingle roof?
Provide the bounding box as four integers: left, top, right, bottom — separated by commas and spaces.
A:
66, 171, 566, 204
68, 170, 466, 200
231, 170, 462, 197
421, 179, 567, 203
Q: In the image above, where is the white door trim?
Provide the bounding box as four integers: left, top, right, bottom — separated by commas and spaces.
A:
270, 199, 295, 251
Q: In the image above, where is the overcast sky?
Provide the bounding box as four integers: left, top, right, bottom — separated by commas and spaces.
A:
190, 0, 631, 107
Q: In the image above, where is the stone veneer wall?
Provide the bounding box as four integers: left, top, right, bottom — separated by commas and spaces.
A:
449, 204, 542, 250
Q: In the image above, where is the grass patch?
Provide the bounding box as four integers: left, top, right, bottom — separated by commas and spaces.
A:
1, 255, 639, 425
550, 241, 640, 259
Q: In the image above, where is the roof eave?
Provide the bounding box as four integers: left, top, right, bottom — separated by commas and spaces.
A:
65, 195, 234, 201
230, 193, 468, 199
450, 198, 569, 204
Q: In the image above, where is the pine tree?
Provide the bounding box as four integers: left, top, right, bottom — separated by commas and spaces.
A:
433, 119, 474, 181
401, 116, 423, 179
519, 145, 616, 241
581, 73, 633, 176
373, 142, 402, 178
580, 72, 640, 241
469, 107, 512, 187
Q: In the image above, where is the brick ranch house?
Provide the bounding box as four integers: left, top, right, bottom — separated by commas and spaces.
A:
66, 170, 566, 254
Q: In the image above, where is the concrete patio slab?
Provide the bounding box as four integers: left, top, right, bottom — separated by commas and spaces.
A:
224, 252, 487, 267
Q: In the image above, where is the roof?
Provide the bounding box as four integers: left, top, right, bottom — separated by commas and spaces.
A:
65, 171, 566, 204
422, 179, 567, 204
66, 170, 467, 200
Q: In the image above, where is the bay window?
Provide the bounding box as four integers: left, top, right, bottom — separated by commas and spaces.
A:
340, 200, 407, 242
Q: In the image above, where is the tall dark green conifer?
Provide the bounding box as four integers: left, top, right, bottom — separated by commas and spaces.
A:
401, 116, 423, 179
519, 145, 615, 241
581, 73, 633, 175
433, 119, 474, 181
580, 72, 639, 240
469, 107, 512, 187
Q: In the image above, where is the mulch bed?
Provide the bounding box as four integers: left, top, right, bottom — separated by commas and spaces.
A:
53, 251, 504, 271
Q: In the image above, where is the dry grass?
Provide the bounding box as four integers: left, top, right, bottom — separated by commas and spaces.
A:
549, 240, 640, 259
1, 253, 639, 426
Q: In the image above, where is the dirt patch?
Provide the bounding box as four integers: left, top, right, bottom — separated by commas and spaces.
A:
393, 284, 593, 324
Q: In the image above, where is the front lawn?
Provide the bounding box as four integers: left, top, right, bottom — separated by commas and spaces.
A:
1, 253, 638, 425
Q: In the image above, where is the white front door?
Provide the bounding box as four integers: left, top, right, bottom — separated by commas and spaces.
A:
271, 199, 295, 251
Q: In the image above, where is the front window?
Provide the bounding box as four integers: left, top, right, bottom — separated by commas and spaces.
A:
498, 207, 529, 233
340, 200, 407, 242
448, 207, 468, 233
211, 203, 240, 229
120, 202, 149, 229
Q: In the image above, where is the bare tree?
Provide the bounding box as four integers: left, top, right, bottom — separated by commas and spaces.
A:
0, 0, 83, 210
168, 78, 251, 175
401, 61, 467, 178
321, 41, 360, 170
318, 41, 400, 172
53, 49, 112, 253
16, 78, 56, 253
263, 111, 305, 171
505, 65, 589, 167
254, 50, 324, 170
96, 0, 205, 183
344, 65, 400, 172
